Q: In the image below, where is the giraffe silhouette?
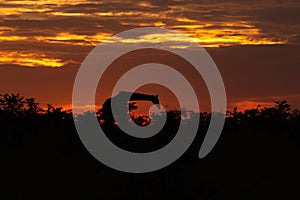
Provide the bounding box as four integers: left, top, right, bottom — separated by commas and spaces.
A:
100, 91, 160, 126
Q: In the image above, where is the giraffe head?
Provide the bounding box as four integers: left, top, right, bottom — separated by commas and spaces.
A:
152, 95, 160, 109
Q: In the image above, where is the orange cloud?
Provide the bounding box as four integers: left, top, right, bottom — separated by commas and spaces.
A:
0, 1, 289, 49
0, 35, 28, 41
50, 12, 87, 17
5, 0, 89, 6
0, 7, 51, 15
33, 27, 286, 49
137, 1, 158, 8
176, 17, 197, 23
0, 51, 71, 68
34, 32, 112, 46
177, 23, 287, 47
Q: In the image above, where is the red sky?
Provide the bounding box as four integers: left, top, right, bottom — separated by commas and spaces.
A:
1, 0, 300, 112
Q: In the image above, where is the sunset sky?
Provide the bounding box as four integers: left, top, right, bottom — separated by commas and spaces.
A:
1, 0, 300, 112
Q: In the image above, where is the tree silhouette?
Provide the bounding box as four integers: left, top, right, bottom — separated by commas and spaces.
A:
25, 97, 40, 117
274, 100, 291, 118
0, 93, 25, 118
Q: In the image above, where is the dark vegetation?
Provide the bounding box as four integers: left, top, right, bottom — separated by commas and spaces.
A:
1, 93, 300, 200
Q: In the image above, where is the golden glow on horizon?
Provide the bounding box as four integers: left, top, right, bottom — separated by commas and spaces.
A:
59, 101, 277, 114
65, 104, 101, 114
232, 101, 274, 111
0, 51, 68, 67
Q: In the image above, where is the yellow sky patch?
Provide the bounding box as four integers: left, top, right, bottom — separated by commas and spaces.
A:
33, 28, 286, 48
0, 51, 68, 67
176, 17, 197, 23
34, 32, 112, 46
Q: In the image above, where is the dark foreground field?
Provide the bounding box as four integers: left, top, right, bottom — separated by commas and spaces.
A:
2, 129, 299, 200
1, 94, 300, 199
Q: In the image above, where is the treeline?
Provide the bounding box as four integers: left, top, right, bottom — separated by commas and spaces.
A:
0, 92, 300, 178
1, 93, 300, 128
1, 93, 299, 200
0, 93, 72, 120
0, 93, 75, 149
225, 100, 300, 136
